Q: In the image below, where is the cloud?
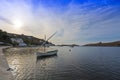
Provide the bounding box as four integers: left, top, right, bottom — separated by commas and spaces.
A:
0, 16, 13, 25
63, 1, 120, 44
0, 0, 120, 44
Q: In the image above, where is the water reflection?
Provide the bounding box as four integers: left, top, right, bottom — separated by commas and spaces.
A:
4, 47, 120, 80
4, 47, 38, 80
37, 54, 57, 60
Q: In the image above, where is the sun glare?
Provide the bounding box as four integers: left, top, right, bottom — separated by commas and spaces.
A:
13, 20, 23, 29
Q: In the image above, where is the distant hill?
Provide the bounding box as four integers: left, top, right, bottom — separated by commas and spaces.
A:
57, 44, 79, 47
83, 41, 120, 47
0, 29, 54, 46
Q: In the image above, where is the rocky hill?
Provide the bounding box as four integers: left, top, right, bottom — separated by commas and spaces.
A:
0, 29, 54, 46
83, 41, 120, 47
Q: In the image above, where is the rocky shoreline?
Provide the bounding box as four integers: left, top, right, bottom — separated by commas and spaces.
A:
0, 46, 14, 80
83, 41, 120, 47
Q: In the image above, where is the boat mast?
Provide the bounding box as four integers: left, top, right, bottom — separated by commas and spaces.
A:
41, 31, 57, 47
43, 34, 46, 52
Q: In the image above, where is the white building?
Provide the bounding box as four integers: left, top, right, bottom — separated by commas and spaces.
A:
19, 43, 27, 47
11, 38, 23, 43
0, 42, 4, 45
11, 38, 27, 47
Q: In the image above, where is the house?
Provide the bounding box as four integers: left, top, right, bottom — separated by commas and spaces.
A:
19, 43, 27, 47
11, 38, 27, 47
0, 42, 5, 45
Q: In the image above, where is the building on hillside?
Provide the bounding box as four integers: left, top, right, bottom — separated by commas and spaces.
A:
0, 42, 5, 45
11, 38, 27, 47
18, 43, 27, 47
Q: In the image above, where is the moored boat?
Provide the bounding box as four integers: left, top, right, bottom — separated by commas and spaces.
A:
36, 32, 58, 58
36, 50, 58, 58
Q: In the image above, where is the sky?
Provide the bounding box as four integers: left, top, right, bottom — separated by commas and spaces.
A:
0, 0, 120, 45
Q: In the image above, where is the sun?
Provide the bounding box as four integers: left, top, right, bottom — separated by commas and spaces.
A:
13, 20, 23, 29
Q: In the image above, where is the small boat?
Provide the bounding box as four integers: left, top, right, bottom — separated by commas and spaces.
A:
36, 32, 58, 58
36, 50, 58, 58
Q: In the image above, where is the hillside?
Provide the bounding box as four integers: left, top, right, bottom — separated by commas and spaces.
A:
0, 29, 54, 46
83, 41, 120, 47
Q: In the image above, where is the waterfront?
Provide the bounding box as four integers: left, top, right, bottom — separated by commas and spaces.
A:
0, 47, 14, 80
4, 47, 120, 80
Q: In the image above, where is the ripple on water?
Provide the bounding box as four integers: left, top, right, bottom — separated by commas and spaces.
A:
4, 47, 120, 80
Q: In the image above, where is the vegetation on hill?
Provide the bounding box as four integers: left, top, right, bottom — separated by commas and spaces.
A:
0, 29, 54, 46
0, 30, 12, 44
57, 44, 79, 47
83, 41, 120, 47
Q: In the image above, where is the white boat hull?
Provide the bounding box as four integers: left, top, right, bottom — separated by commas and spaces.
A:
36, 50, 58, 58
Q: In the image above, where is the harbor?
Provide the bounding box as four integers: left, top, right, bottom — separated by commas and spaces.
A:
0, 0, 120, 80
0, 46, 14, 80
2, 46, 120, 80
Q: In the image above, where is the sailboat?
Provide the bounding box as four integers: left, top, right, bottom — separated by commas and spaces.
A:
36, 32, 58, 58
36, 50, 58, 57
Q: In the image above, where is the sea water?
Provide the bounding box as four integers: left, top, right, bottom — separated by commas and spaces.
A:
4, 46, 120, 80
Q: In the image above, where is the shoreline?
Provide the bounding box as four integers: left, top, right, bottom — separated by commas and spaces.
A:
0, 46, 14, 80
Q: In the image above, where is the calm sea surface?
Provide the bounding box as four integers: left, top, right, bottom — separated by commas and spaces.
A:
4, 46, 120, 80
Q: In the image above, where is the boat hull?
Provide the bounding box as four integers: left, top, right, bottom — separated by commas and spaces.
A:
36, 50, 58, 58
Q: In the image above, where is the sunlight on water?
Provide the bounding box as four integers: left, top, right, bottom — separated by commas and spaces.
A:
4, 47, 120, 80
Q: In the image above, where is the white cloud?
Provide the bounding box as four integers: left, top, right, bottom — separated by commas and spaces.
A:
0, 0, 120, 44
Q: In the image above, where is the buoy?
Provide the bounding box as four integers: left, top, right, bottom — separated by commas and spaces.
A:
69, 49, 71, 52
